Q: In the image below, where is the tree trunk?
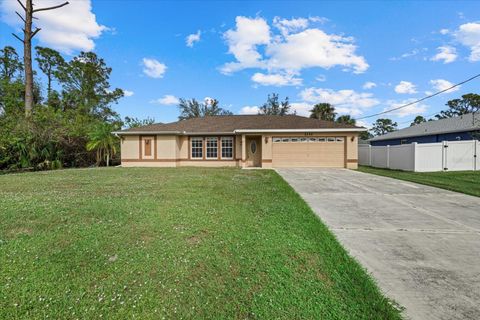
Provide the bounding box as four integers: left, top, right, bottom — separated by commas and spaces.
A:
106, 152, 110, 167
23, 0, 34, 118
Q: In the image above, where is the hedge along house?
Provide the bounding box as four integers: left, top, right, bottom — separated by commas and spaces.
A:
370, 112, 480, 146
113, 115, 366, 169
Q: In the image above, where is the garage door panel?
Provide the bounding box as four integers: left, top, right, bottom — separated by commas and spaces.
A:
272, 140, 345, 168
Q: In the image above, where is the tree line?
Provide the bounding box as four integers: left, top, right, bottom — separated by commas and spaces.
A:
0, 45, 125, 172
2, 40, 478, 173
178, 92, 480, 141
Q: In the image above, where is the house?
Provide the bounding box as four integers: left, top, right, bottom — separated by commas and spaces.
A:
370, 113, 480, 146
113, 115, 366, 169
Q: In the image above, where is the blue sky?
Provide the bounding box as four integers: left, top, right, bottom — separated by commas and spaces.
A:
1, 0, 480, 128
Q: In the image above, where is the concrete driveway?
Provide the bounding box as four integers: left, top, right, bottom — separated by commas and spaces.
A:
277, 168, 480, 320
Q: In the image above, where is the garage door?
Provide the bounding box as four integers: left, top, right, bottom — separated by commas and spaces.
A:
272, 136, 345, 168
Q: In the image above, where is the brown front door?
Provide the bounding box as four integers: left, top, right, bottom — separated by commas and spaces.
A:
144, 139, 152, 156
246, 137, 261, 167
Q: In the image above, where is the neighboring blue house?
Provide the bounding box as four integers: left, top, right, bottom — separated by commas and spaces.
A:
369, 113, 480, 146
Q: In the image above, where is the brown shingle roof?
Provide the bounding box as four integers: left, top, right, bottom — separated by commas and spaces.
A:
116, 115, 364, 134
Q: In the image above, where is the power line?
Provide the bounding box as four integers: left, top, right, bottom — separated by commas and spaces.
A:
356, 73, 480, 120
397, 111, 439, 126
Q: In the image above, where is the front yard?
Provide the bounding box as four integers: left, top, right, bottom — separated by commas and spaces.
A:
0, 168, 400, 319
358, 166, 480, 197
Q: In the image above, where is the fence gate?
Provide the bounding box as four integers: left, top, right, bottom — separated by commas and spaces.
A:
443, 140, 477, 171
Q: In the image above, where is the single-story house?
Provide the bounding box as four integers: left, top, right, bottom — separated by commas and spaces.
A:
370, 112, 480, 146
113, 115, 366, 169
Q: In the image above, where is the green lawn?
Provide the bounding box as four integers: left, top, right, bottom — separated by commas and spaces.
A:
0, 168, 401, 319
358, 166, 480, 197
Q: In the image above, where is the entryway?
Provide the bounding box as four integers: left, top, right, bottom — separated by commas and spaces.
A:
245, 136, 261, 167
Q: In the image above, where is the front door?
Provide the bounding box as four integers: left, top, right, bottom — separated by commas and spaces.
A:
246, 137, 261, 167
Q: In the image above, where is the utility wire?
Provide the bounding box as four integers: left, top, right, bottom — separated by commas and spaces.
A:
356, 73, 480, 120
397, 111, 439, 126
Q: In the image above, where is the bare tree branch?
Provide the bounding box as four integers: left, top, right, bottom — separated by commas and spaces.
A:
12, 33, 24, 43
32, 1, 69, 13
15, 11, 26, 23
16, 0, 27, 12
31, 27, 41, 38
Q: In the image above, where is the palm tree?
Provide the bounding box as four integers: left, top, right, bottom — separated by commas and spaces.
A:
86, 122, 118, 167
310, 103, 336, 121
336, 115, 356, 125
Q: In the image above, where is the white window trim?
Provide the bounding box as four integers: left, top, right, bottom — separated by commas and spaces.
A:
221, 137, 234, 160
206, 137, 218, 159
191, 137, 203, 159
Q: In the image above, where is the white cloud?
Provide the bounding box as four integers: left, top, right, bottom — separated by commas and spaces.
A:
362, 81, 376, 89
394, 81, 417, 94
1, 0, 106, 54
240, 106, 260, 114
429, 79, 460, 93
266, 28, 368, 73
454, 22, 480, 61
315, 74, 326, 82
251, 72, 302, 86
150, 94, 179, 105
221, 16, 271, 74
273, 16, 309, 36
356, 120, 371, 129
123, 90, 134, 97
290, 102, 313, 117
390, 48, 427, 61
299, 87, 379, 116
439, 28, 450, 35
221, 16, 368, 76
142, 58, 167, 78
186, 30, 201, 47
384, 99, 428, 118
430, 46, 457, 63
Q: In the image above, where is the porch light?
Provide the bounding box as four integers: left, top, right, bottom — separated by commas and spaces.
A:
265, 136, 269, 144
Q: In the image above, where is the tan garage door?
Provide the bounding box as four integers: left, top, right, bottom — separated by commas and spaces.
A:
272, 136, 345, 168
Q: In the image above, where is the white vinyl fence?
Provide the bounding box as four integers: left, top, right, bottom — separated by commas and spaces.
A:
359, 140, 480, 172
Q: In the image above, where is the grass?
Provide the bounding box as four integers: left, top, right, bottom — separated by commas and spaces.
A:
358, 166, 480, 197
0, 167, 401, 319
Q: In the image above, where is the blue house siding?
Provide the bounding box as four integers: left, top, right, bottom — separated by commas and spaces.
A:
370, 131, 475, 146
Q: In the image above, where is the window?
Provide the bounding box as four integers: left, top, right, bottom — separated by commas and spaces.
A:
327, 137, 336, 142
221, 137, 233, 159
206, 137, 218, 159
400, 139, 408, 145
273, 137, 282, 143
250, 140, 257, 154
282, 138, 290, 142
318, 137, 326, 142
291, 137, 299, 142
336, 137, 344, 142
191, 137, 203, 159
308, 138, 318, 142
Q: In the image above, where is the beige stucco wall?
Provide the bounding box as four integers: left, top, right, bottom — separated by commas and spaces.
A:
177, 136, 188, 159
120, 132, 359, 169
346, 134, 359, 169
235, 135, 242, 160
121, 136, 139, 159
156, 136, 177, 159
